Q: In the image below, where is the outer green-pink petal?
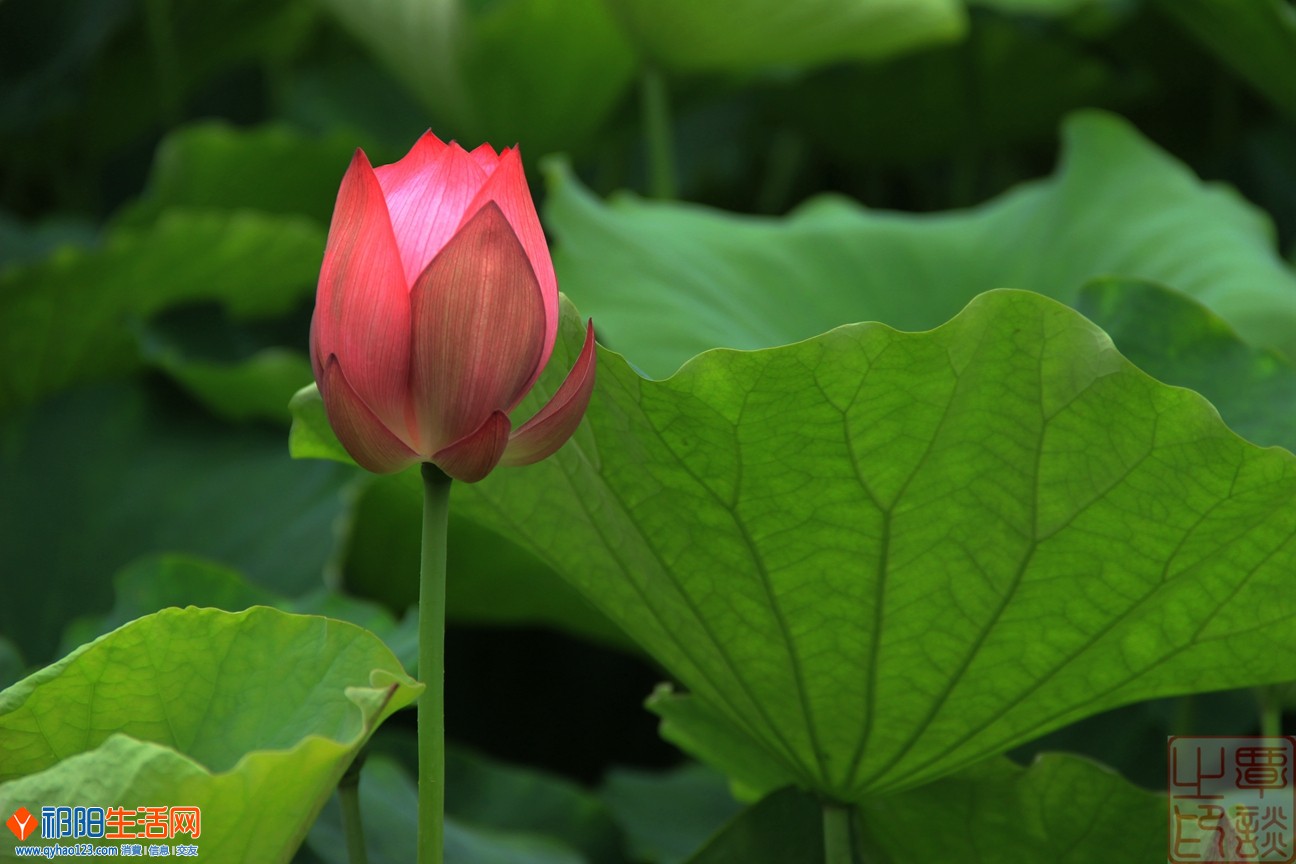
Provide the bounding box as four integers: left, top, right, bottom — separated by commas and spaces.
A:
313, 149, 411, 434
502, 320, 597, 467
375, 140, 487, 285
409, 201, 547, 453
321, 356, 421, 474
459, 148, 559, 378
432, 410, 512, 482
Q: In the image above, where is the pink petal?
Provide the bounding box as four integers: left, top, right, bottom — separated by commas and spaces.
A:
314, 149, 412, 433
458, 147, 559, 380
321, 356, 421, 474
409, 201, 547, 452
470, 142, 501, 176
375, 141, 487, 285
431, 410, 512, 482
502, 320, 597, 467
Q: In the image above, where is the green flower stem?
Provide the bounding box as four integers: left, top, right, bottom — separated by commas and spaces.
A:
641, 65, 678, 200
339, 753, 369, 864
823, 802, 856, 864
1258, 684, 1288, 738
418, 463, 453, 864
1171, 694, 1195, 737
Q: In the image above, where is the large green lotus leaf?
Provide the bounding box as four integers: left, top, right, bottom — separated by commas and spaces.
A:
56, 556, 276, 656
0, 607, 420, 863
316, 0, 634, 157
1076, 277, 1296, 453
293, 293, 1296, 799
1152, 0, 1296, 118
603, 0, 964, 72
0, 209, 322, 414
680, 754, 1163, 864
0, 382, 352, 664
546, 111, 1296, 379
56, 556, 419, 675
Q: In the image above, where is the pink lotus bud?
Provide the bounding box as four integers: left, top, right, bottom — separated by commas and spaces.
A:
310, 132, 596, 482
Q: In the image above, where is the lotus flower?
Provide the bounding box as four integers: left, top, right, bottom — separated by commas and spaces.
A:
310, 132, 596, 482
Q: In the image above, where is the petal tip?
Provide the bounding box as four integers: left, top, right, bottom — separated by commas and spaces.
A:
501, 321, 597, 468
321, 356, 420, 475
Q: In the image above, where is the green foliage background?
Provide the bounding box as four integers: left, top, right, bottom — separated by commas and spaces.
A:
2, 0, 1295, 861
